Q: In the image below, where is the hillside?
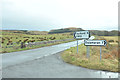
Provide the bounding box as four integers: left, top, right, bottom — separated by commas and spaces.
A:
48, 27, 119, 36
1, 27, 119, 36
1, 30, 48, 35
48, 27, 84, 34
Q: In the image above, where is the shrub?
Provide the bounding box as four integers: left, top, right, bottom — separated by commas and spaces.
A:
31, 40, 35, 42
108, 40, 114, 42
8, 40, 12, 43
23, 39, 29, 42
2, 41, 4, 43
18, 40, 22, 42
116, 41, 119, 43
7, 43, 9, 45
23, 36, 30, 38
2, 38, 5, 40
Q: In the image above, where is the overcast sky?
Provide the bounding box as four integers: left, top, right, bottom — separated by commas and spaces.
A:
2, 0, 119, 31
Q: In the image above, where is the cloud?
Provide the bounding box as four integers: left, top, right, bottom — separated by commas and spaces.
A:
2, 0, 119, 31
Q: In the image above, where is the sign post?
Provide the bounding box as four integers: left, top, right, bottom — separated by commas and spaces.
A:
100, 46, 102, 61
77, 40, 78, 54
86, 36, 94, 58
74, 31, 107, 61
86, 46, 90, 58
84, 40, 107, 60
74, 31, 90, 54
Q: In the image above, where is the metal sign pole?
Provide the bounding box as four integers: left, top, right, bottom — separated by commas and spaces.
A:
86, 46, 90, 58
100, 46, 102, 61
77, 40, 78, 54
88, 46, 90, 57
74, 31, 91, 54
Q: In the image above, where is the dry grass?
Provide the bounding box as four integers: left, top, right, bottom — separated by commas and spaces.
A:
61, 36, 119, 72
1, 31, 74, 53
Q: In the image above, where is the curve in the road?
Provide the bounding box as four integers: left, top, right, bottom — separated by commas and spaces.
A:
3, 51, 118, 78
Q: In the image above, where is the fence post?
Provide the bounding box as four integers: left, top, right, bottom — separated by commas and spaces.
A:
21, 42, 24, 48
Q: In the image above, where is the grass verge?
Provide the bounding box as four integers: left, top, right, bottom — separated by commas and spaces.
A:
61, 37, 119, 72
1, 39, 75, 53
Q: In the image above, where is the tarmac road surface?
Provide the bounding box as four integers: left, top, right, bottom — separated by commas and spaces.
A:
2, 40, 119, 78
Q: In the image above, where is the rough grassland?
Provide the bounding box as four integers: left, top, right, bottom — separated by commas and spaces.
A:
61, 36, 119, 72
0, 31, 74, 53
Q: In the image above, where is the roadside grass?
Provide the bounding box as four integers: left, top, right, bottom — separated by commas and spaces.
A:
101, 36, 118, 45
1, 31, 74, 53
1, 39, 75, 53
61, 36, 119, 72
101, 36, 118, 41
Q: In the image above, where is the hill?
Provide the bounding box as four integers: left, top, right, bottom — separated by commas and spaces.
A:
48, 27, 119, 36
1, 27, 119, 36
48, 27, 84, 34
1, 30, 48, 35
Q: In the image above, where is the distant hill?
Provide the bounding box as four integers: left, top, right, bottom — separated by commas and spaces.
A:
27, 31, 48, 35
48, 27, 119, 36
48, 27, 84, 34
1, 30, 48, 35
1, 27, 119, 36
90, 30, 119, 36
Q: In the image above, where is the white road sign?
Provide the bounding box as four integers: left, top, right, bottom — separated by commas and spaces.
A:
84, 40, 107, 46
74, 31, 90, 39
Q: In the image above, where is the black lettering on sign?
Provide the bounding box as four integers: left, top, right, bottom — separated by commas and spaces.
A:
97, 42, 100, 44
79, 32, 85, 34
77, 35, 82, 37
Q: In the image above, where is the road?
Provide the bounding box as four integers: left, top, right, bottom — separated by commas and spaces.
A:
2, 40, 119, 78
2, 40, 83, 68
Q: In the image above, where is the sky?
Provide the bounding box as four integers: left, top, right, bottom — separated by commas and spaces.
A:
1, 0, 119, 31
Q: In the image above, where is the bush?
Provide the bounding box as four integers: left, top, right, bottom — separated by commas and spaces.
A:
108, 40, 114, 42
116, 41, 119, 43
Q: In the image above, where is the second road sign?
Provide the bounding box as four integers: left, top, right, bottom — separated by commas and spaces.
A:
84, 40, 107, 46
